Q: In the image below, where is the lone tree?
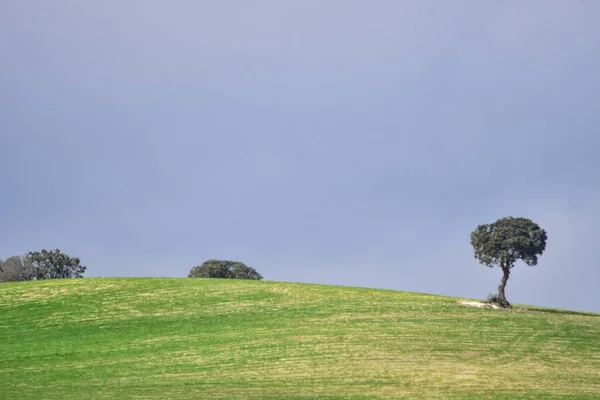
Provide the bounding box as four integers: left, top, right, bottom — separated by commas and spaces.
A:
470, 217, 547, 308
28, 249, 86, 280
188, 259, 263, 280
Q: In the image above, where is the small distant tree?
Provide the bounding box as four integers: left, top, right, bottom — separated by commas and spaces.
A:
0, 255, 35, 283
27, 249, 86, 280
470, 217, 547, 308
188, 259, 263, 280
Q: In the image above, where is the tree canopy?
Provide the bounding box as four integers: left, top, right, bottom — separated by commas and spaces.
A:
0, 255, 34, 283
1, 249, 86, 283
470, 217, 547, 308
28, 249, 86, 280
188, 260, 263, 280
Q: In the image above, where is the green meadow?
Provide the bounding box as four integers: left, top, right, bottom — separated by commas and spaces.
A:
1, 278, 599, 399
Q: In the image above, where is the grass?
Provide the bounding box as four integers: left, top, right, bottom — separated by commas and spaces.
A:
1, 278, 599, 399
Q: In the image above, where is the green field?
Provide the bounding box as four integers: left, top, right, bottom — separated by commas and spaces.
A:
1, 278, 599, 399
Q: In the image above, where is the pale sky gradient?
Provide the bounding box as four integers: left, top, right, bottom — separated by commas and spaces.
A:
1, 1, 599, 312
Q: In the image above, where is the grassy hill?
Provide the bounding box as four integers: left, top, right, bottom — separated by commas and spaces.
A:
1, 278, 599, 399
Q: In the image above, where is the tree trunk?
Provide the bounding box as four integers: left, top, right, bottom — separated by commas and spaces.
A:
497, 266, 512, 308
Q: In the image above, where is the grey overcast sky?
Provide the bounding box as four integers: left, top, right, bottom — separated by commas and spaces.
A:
1, 1, 599, 312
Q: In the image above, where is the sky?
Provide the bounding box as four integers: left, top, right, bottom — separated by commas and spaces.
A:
1, 1, 599, 313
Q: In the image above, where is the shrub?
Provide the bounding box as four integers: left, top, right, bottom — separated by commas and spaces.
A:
486, 293, 502, 304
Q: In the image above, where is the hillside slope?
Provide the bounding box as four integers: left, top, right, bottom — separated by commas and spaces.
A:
1, 278, 599, 399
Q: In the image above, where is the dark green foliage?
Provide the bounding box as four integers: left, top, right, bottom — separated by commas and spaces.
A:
188, 259, 263, 280
27, 249, 86, 280
0, 255, 35, 283
470, 217, 547, 269
470, 217, 547, 308
189, 260, 231, 279
229, 263, 263, 280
